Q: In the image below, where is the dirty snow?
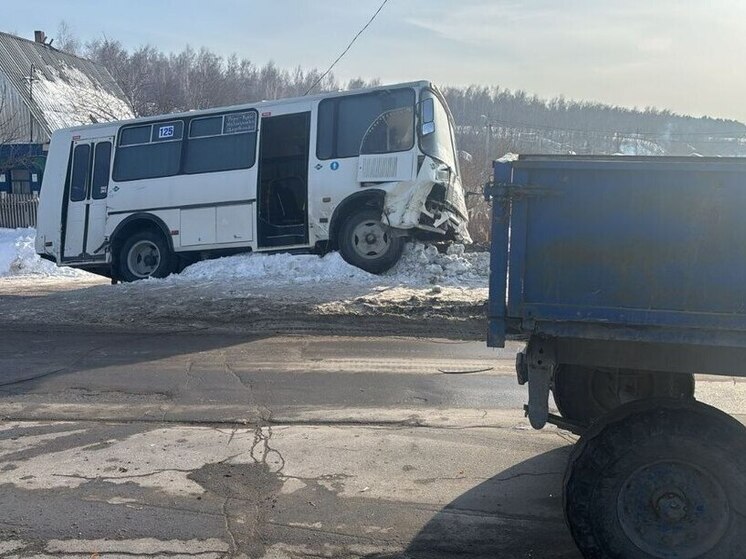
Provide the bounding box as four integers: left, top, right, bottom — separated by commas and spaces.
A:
0, 228, 489, 287
0, 228, 89, 278
170, 242, 489, 288
0, 230, 488, 337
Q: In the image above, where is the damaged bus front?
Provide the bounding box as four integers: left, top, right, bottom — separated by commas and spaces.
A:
329, 82, 470, 273
366, 86, 469, 243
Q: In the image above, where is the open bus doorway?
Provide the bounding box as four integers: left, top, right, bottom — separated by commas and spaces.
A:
257, 112, 310, 249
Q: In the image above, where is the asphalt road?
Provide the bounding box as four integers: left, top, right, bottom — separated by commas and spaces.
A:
1, 325, 744, 558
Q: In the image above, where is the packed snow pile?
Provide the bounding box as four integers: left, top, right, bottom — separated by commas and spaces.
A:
179, 251, 373, 284
385, 242, 489, 286
176, 242, 489, 288
1, 228, 489, 287
0, 228, 87, 278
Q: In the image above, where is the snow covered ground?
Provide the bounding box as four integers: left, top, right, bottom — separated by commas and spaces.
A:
174, 242, 489, 288
0, 228, 89, 278
0, 228, 488, 287
0, 229, 489, 338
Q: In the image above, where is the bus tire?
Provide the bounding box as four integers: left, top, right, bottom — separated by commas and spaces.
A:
553, 365, 694, 427
337, 208, 403, 274
564, 398, 746, 559
117, 230, 176, 282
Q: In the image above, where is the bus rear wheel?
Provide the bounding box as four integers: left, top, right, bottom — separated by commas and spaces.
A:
118, 230, 176, 282
338, 208, 403, 274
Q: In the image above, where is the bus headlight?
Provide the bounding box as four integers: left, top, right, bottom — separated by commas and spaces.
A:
436, 167, 451, 184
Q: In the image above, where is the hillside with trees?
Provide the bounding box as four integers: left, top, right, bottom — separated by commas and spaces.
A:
56, 31, 746, 242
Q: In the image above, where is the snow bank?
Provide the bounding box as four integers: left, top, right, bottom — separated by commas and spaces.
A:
385, 242, 489, 286
179, 251, 373, 284
1, 229, 489, 287
176, 242, 489, 288
0, 228, 87, 278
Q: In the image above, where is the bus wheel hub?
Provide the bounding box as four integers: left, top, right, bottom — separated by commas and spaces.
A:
352, 220, 389, 259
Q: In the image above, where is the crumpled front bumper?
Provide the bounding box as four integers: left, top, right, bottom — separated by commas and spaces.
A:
383, 173, 471, 243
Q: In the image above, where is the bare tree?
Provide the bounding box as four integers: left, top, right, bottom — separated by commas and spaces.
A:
55, 21, 81, 55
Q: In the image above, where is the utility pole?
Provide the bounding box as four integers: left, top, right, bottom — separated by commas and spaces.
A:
26, 64, 37, 144
481, 114, 492, 162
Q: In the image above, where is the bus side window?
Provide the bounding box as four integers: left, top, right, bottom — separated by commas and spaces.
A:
113, 122, 183, 182
70, 144, 91, 202
184, 111, 258, 174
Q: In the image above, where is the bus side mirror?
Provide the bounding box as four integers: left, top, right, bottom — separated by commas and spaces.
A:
420, 98, 435, 136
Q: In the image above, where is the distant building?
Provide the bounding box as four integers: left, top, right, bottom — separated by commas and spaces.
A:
0, 30, 134, 194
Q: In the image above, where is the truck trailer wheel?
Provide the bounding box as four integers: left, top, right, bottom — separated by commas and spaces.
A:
118, 230, 176, 282
564, 398, 746, 559
553, 365, 694, 427
337, 208, 403, 274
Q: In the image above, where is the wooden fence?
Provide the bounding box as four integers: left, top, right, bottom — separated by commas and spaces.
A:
0, 193, 39, 228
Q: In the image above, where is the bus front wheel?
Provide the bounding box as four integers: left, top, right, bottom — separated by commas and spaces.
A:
117, 230, 177, 282
338, 208, 403, 274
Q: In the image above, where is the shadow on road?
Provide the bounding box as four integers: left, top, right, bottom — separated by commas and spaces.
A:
0, 324, 268, 390
365, 446, 582, 559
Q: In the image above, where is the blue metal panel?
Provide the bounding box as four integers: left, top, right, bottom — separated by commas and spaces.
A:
489, 155, 746, 349
486, 161, 512, 347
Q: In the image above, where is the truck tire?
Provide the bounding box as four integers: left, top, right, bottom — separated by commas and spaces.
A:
553, 365, 694, 427
118, 230, 176, 282
564, 398, 746, 559
337, 208, 403, 274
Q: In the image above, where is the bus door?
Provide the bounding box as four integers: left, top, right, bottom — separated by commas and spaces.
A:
257, 112, 311, 249
62, 137, 113, 262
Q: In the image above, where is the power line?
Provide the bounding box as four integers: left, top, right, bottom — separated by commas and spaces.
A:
305, 0, 390, 95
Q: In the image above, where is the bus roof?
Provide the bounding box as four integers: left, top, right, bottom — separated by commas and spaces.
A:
55, 79, 434, 136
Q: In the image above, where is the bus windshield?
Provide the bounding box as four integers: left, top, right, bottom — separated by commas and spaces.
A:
419, 90, 458, 173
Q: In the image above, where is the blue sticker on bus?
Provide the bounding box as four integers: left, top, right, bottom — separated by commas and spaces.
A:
330, 161, 340, 171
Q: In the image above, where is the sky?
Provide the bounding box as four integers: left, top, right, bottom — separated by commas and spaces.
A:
5, 0, 746, 123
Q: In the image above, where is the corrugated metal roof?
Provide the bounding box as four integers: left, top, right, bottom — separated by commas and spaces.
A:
0, 31, 134, 142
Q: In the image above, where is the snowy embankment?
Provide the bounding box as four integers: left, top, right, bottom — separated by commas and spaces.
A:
0, 228, 88, 278
1, 228, 489, 288
176, 242, 488, 288
0, 229, 489, 337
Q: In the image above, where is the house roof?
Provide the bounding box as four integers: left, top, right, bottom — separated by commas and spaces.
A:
0, 31, 134, 141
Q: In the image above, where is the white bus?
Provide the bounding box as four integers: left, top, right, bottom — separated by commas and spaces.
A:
36, 80, 469, 281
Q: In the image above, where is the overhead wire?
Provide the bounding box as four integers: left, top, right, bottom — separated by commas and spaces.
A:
304, 0, 390, 95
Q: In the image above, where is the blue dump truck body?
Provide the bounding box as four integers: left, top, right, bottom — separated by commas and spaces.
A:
488, 155, 746, 353
485, 155, 746, 559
